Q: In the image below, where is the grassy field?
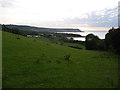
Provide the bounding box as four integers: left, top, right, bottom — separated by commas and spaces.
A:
37, 37, 85, 49
63, 42, 85, 49
36, 37, 52, 43
2, 31, 118, 88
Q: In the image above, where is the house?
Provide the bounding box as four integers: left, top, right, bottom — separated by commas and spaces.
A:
27, 35, 41, 37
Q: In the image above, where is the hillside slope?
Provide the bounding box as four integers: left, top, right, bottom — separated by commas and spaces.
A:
2, 31, 118, 88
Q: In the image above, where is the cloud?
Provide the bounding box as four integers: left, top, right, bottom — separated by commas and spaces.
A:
0, 0, 118, 29
118, 2, 120, 26
0, 0, 15, 8
63, 6, 118, 28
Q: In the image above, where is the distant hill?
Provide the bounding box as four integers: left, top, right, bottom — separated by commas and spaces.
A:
5, 24, 82, 33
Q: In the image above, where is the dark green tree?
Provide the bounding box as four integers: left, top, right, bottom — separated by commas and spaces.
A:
105, 27, 120, 54
85, 34, 106, 50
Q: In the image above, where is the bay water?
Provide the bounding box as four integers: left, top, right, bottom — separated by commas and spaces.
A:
58, 31, 108, 41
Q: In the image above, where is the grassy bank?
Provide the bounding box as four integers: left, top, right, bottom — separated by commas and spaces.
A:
2, 31, 118, 88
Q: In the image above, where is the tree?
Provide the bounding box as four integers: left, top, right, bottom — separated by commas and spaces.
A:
85, 34, 106, 50
105, 27, 120, 54
11, 28, 20, 34
2, 25, 20, 35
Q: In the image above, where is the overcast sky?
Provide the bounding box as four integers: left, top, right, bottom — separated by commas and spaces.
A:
0, 0, 119, 31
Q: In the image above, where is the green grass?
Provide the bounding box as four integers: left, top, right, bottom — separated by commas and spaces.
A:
2, 31, 118, 88
36, 37, 52, 43
63, 42, 85, 49
36, 37, 85, 49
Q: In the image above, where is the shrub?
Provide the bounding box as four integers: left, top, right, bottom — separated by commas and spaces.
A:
64, 54, 71, 61
36, 59, 39, 63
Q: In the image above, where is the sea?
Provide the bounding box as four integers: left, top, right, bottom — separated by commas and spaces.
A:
57, 31, 108, 41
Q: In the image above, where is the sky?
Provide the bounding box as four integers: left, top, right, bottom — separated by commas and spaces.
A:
0, 0, 119, 31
